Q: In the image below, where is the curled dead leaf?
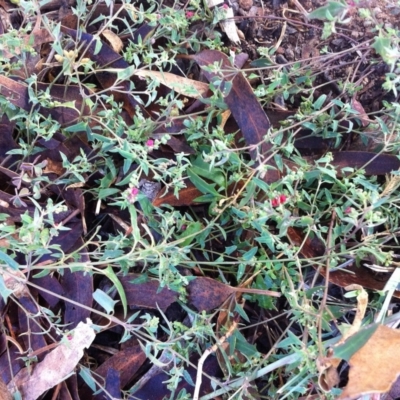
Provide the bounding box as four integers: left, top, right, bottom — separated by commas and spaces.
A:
339, 325, 400, 400
102, 29, 123, 53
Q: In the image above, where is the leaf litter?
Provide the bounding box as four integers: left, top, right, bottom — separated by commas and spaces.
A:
0, 0, 399, 399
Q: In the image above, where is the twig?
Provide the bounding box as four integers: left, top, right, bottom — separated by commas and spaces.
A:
193, 320, 238, 400
317, 210, 336, 355
290, 0, 309, 19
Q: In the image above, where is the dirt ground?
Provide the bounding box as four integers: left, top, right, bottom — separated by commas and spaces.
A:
227, 0, 399, 114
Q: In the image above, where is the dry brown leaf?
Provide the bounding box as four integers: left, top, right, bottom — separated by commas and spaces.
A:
152, 181, 202, 207
287, 227, 400, 298
317, 348, 341, 392
134, 69, 209, 99
95, 345, 146, 388
8, 319, 95, 400
351, 97, 372, 127
339, 325, 400, 400
317, 287, 367, 392
43, 158, 66, 175
102, 29, 123, 53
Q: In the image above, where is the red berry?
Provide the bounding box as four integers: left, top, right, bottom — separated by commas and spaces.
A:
271, 198, 280, 207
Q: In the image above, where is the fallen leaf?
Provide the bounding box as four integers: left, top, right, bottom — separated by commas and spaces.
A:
31, 275, 64, 307
339, 325, 400, 399
134, 69, 209, 99
194, 50, 280, 182
188, 277, 235, 311
351, 97, 372, 127
337, 285, 368, 345
94, 368, 121, 400
95, 346, 146, 388
152, 181, 202, 207
330, 151, 400, 176
317, 349, 340, 392
120, 275, 178, 311
60, 26, 150, 119
132, 354, 221, 399
0, 76, 92, 126
0, 346, 24, 385
287, 227, 400, 298
102, 29, 123, 53
121, 275, 240, 312
8, 319, 95, 400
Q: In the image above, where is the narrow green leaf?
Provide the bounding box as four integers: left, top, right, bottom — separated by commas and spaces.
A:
175, 221, 203, 247
79, 366, 97, 391
333, 324, 379, 361
98, 188, 120, 200
103, 266, 128, 318
187, 169, 221, 197
0, 250, 19, 270
191, 157, 225, 186
64, 121, 88, 133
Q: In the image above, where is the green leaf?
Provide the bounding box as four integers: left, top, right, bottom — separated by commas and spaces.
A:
191, 157, 225, 186
255, 231, 275, 252
0, 250, 19, 270
0, 275, 13, 302
333, 324, 379, 361
117, 65, 136, 82
64, 121, 88, 133
193, 194, 216, 203
93, 289, 119, 314
231, 329, 258, 357
94, 37, 103, 55
308, 1, 347, 20
242, 247, 258, 261
276, 330, 304, 348
79, 366, 96, 391
175, 221, 203, 247
250, 58, 273, 68
314, 94, 327, 110
98, 188, 120, 200
187, 169, 221, 197
103, 266, 128, 318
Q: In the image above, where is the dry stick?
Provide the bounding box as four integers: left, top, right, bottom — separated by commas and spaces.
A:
290, 0, 310, 18
317, 210, 336, 355
193, 319, 238, 400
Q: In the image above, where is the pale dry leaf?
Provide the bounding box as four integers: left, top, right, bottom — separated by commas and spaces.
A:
339, 325, 400, 400
1, 269, 29, 299
337, 285, 368, 345
206, 0, 240, 44
134, 69, 209, 98
220, 8, 241, 45
317, 286, 367, 392
317, 348, 341, 392
0, 375, 12, 400
8, 319, 95, 400
102, 29, 123, 53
